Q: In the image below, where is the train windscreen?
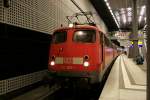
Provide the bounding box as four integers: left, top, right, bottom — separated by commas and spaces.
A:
73, 30, 96, 43
52, 31, 67, 43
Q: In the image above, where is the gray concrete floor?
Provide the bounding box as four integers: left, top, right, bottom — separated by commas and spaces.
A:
99, 54, 146, 100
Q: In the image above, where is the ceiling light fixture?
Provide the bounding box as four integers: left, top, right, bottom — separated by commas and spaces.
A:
139, 5, 146, 23
121, 8, 126, 24
104, 0, 120, 28
122, 15, 126, 24
128, 17, 132, 22
127, 8, 132, 22
104, 0, 107, 2
140, 6, 145, 16
139, 16, 142, 23
127, 7, 132, 11
144, 17, 147, 22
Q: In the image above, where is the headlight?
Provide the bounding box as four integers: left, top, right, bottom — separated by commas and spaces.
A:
83, 61, 89, 67
69, 23, 74, 27
50, 61, 55, 66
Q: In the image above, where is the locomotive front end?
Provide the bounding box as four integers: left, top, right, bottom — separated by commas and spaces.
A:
48, 26, 100, 84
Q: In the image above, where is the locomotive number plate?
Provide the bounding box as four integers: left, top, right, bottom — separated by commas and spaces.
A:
63, 57, 73, 64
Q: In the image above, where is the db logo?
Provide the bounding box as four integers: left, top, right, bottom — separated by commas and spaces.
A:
63, 57, 73, 64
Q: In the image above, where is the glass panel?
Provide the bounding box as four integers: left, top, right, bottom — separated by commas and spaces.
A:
52, 31, 67, 43
73, 30, 96, 43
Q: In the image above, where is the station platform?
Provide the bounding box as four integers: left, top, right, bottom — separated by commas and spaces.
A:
99, 54, 146, 100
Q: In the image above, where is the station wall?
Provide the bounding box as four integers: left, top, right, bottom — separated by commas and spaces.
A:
0, 0, 108, 95
0, 0, 108, 34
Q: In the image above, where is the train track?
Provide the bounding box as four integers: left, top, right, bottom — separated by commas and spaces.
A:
36, 84, 61, 100
42, 70, 113, 100
37, 61, 115, 100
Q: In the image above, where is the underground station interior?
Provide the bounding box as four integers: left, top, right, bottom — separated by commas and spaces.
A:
0, 0, 150, 100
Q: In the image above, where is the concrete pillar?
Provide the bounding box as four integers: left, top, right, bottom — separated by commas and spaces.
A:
147, 0, 150, 99
128, 0, 139, 58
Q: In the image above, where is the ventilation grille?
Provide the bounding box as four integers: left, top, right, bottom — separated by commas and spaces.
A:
0, 0, 79, 34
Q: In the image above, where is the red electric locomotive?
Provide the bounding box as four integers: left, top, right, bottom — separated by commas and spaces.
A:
48, 12, 118, 84
48, 24, 118, 84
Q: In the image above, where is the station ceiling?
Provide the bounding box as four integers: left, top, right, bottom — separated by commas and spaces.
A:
90, 0, 119, 32
90, 0, 146, 32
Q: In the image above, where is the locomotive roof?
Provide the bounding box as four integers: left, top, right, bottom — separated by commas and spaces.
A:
54, 25, 103, 32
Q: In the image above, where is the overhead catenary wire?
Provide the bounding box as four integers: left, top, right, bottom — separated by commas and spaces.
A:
70, 0, 92, 23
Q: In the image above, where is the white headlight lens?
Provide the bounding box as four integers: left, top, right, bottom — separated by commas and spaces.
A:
83, 61, 89, 67
69, 23, 74, 27
50, 61, 55, 66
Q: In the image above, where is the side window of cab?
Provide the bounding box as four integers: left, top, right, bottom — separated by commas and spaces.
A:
99, 31, 104, 44
104, 35, 110, 47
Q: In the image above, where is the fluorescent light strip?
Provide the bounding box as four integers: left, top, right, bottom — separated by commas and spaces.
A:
128, 17, 132, 22
122, 14, 126, 23
115, 12, 120, 23
127, 7, 132, 11
121, 9, 126, 24
108, 6, 111, 10
104, 0, 120, 28
106, 2, 109, 7
140, 6, 145, 16
126, 7, 132, 22
139, 5, 146, 23
139, 16, 142, 22
144, 17, 147, 22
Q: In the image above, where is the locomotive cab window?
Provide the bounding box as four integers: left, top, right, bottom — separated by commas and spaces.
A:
104, 35, 113, 48
73, 30, 96, 43
52, 31, 67, 43
99, 32, 104, 44
104, 36, 109, 47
